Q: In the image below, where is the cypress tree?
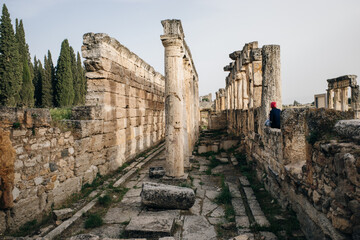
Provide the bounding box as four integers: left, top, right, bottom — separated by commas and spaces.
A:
33, 56, 41, 107
19, 60, 34, 106
77, 52, 86, 105
55, 39, 74, 107
70, 46, 80, 105
0, 4, 22, 106
16, 19, 34, 107
42, 52, 54, 107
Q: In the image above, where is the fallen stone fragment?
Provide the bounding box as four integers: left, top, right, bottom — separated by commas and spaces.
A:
149, 166, 166, 178
124, 216, 175, 238
141, 182, 195, 209
53, 208, 73, 220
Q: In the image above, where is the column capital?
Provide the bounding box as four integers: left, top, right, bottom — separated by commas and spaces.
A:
161, 35, 183, 48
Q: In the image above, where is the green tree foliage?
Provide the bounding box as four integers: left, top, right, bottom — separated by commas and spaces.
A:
33, 56, 41, 106
16, 19, 34, 107
0, 4, 22, 106
42, 51, 54, 107
77, 52, 87, 105
19, 60, 34, 106
70, 46, 80, 105
55, 39, 74, 107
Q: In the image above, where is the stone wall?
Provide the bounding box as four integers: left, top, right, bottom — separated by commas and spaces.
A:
0, 33, 166, 233
230, 108, 358, 239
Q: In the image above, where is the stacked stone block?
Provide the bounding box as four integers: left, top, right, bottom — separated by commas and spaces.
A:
82, 33, 165, 172
0, 33, 168, 233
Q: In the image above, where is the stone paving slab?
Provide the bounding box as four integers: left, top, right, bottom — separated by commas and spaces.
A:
205, 190, 219, 200
210, 206, 225, 217
124, 188, 142, 198
232, 198, 247, 216
182, 216, 217, 240
254, 215, 270, 227
202, 197, 218, 216
88, 224, 124, 238
103, 206, 140, 224
138, 209, 180, 219
124, 216, 175, 238
235, 216, 250, 228
227, 183, 242, 198
243, 187, 256, 200
248, 200, 263, 215
190, 198, 202, 215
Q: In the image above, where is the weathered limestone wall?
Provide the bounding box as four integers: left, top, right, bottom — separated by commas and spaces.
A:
161, 19, 199, 176
217, 41, 359, 239
0, 33, 166, 233
82, 33, 165, 165
229, 108, 357, 239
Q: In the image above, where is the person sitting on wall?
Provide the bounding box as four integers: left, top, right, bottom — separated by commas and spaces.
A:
269, 101, 280, 129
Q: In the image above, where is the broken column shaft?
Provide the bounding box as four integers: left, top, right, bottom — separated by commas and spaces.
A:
260, 45, 281, 133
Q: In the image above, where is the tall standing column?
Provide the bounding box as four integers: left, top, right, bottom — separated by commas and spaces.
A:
260, 45, 281, 134
334, 89, 341, 110
340, 87, 348, 111
161, 21, 184, 177
351, 86, 360, 119
327, 89, 334, 109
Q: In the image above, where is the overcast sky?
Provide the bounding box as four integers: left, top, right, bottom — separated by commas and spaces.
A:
3, 0, 360, 104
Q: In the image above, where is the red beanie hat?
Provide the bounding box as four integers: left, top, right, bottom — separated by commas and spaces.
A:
271, 102, 276, 108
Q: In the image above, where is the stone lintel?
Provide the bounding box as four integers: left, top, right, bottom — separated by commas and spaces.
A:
327, 75, 358, 89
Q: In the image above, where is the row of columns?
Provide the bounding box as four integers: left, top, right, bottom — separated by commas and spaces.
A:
215, 42, 281, 119
326, 75, 360, 118
161, 19, 199, 178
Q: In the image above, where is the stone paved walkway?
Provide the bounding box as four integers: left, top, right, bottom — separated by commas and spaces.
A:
37, 130, 306, 240
58, 152, 273, 239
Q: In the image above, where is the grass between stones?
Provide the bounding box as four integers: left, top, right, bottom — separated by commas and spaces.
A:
215, 176, 235, 222
84, 213, 103, 229
235, 153, 305, 240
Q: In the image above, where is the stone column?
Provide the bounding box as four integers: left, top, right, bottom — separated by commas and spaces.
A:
242, 71, 249, 110
340, 87, 348, 111
351, 85, 360, 119
327, 89, 334, 109
260, 45, 281, 134
334, 89, 341, 110
161, 20, 184, 177
236, 73, 243, 109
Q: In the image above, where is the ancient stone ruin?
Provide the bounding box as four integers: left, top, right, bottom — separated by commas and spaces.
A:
0, 19, 359, 240
160, 19, 200, 178
327, 75, 360, 118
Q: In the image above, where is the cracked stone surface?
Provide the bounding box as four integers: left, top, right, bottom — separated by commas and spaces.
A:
182, 216, 217, 240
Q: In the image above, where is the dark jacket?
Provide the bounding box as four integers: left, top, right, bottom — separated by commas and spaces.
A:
269, 108, 281, 129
